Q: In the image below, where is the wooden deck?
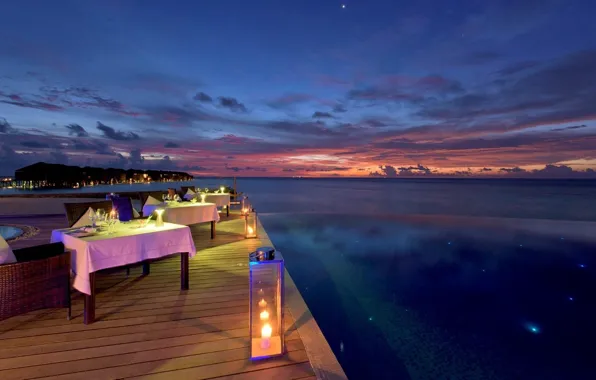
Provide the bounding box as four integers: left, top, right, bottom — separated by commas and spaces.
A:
0, 211, 327, 380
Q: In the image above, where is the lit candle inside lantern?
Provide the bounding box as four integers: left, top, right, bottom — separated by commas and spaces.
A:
248, 226, 254, 236
261, 323, 272, 349
242, 207, 248, 215
258, 298, 267, 308
260, 310, 269, 321
200, 193, 206, 203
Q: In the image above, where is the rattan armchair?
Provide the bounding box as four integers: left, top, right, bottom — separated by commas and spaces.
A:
0, 242, 71, 321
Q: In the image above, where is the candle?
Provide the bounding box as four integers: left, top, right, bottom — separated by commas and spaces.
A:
258, 298, 267, 308
242, 208, 248, 215
260, 310, 269, 321
248, 226, 254, 236
261, 323, 272, 349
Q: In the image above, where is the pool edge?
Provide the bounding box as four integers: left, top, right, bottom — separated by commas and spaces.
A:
259, 222, 348, 380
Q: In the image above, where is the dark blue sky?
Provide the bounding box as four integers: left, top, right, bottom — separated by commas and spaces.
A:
1, 0, 595, 177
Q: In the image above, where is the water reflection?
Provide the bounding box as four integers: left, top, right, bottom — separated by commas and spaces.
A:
263, 213, 596, 379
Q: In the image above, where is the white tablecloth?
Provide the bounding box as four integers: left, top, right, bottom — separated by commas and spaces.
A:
204, 194, 230, 208
51, 222, 196, 295
143, 202, 220, 225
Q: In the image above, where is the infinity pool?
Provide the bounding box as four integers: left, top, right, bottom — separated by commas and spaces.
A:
0, 225, 24, 241
261, 213, 596, 379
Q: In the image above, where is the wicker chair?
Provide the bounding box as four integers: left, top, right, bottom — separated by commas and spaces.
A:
64, 200, 113, 227
0, 242, 71, 321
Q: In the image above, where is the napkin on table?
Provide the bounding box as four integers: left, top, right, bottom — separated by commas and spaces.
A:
72, 207, 95, 228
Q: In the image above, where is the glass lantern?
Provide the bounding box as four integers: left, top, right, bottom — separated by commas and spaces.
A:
241, 196, 251, 216
245, 210, 258, 239
249, 247, 285, 360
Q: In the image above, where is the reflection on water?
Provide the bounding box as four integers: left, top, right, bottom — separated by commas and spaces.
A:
262, 213, 596, 379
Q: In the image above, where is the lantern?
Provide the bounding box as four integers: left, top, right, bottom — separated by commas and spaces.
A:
245, 210, 258, 239
241, 196, 250, 216
249, 247, 285, 359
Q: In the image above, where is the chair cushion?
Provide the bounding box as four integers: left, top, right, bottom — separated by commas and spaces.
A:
112, 197, 134, 222
13, 242, 65, 263
0, 235, 17, 264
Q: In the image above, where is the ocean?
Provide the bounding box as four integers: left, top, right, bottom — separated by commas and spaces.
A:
3, 177, 596, 378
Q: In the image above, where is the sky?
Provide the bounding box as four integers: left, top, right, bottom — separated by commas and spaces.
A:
1, 0, 596, 178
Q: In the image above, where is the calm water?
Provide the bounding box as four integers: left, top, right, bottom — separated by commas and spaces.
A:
4, 178, 596, 378
262, 213, 596, 379
3, 177, 596, 221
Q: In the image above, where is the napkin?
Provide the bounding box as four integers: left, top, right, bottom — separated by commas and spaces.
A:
0, 235, 17, 264
72, 207, 95, 228
145, 196, 161, 206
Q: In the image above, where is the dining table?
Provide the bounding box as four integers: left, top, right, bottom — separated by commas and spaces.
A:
205, 193, 231, 217
51, 220, 196, 324
142, 201, 220, 238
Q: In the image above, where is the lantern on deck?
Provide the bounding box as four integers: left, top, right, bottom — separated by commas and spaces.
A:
245, 210, 258, 239
249, 247, 285, 359
241, 196, 251, 216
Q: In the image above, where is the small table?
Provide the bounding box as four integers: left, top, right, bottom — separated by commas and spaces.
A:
142, 201, 220, 238
205, 194, 231, 217
51, 221, 196, 324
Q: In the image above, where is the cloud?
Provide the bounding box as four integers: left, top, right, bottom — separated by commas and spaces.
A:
370, 165, 398, 177
97, 121, 140, 140
225, 164, 267, 172
0, 98, 63, 111
480, 167, 493, 172
65, 123, 89, 137
164, 142, 180, 148
218, 96, 247, 113
0, 118, 16, 134
496, 60, 540, 76
312, 111, 333, 119
499, 167, 526, 173
551, 124, 587, 132
333, 104, 347, 113
193, 92, 213, 103
21, 141, 50, 148
267, 93, 314, 109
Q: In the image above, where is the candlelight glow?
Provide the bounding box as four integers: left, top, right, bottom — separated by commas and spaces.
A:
248, 226, 254, 235
260, 323, 272, 349
260, 310, 269, 321
258, 298, 267, 308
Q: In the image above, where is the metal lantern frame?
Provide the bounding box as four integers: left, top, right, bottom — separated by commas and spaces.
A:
244, 210, 258, 239
249, 248, 285, 360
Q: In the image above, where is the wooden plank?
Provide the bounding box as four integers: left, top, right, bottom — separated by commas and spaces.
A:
0, 210, 332, 380
207, 362, 315, 380
40, 347, 310, 380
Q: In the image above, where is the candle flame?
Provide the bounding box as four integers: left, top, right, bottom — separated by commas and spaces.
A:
260, 310, 269, 321
248, 226, 254, 235
261, 323, 272, 337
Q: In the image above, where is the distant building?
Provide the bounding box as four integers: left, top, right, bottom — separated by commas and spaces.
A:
12, 162, 193, 189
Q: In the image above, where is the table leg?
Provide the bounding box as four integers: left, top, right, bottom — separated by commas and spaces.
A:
211, 220, 216, 239
142, 261, 151, 275
226, 205, 229, 217
84, 272, 96, 325
181, 252, 189, 290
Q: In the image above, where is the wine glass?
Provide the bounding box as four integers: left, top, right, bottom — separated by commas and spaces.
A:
96, 209, 106, 224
